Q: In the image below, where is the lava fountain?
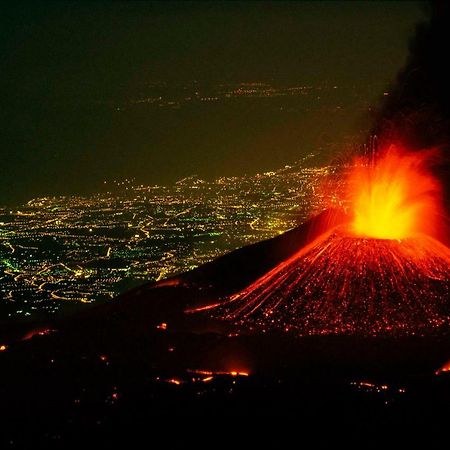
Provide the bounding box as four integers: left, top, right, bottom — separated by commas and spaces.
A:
201, 145, 450, 336
349, 146, 443, 240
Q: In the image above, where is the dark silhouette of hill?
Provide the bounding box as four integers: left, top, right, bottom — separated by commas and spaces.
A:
0, 210, 449, 447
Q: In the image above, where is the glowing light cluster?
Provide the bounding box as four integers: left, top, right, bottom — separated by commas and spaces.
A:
348, 146, 442, 240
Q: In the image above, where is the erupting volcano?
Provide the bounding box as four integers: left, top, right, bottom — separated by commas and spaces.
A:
203, 146, 450, 336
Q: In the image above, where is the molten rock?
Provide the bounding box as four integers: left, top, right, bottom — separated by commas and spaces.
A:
210, 228, 450, 336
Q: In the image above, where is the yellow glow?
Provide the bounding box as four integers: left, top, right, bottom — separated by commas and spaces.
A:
349, 146, 441, 240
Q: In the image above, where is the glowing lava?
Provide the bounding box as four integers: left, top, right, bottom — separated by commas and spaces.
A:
196, 145, 450, 336
349, 146, 442, 240
206, 231, 450, 336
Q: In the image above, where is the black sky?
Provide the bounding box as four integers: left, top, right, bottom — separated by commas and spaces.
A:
0, 1, 425, 204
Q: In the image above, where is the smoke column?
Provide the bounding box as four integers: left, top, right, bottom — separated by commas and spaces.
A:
372, 1, 450, 216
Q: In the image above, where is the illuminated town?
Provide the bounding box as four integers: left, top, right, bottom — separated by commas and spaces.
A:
0, 155, 336, 321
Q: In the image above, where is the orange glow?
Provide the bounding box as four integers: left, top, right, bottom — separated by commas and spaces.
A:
156, 322, 167, 330
0, 344, 7, 351
348, 146, 442, 240
188, 369, 249, 377
188, 369, 213, 375
22, 328, 55, 341
230, 371, 248, 377
435, 360, 450, 375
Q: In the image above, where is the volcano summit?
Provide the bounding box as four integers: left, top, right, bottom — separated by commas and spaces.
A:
196, 146, 450, 337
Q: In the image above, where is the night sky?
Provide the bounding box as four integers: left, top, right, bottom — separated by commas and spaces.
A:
1, 1, 425, 204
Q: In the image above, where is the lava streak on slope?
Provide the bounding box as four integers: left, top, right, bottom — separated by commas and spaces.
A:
199, 146, 450, 336
210, 230, 450, 336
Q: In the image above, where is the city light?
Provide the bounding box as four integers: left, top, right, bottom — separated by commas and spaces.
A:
0, 156, 334, 320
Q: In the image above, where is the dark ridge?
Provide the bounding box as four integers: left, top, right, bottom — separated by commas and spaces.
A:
175, 207, 346, 293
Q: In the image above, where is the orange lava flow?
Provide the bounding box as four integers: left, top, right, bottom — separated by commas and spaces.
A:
348, 145, 443, 240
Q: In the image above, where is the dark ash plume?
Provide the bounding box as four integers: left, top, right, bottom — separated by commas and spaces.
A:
373, 1, 450, 210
